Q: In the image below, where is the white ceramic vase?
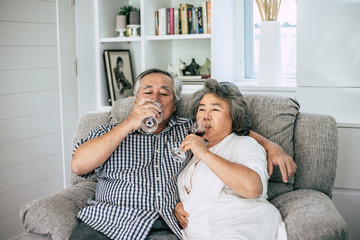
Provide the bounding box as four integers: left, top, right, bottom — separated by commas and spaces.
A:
258, 21, 282, 84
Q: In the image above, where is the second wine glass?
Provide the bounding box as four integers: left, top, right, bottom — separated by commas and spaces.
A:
171, 119, 206, 162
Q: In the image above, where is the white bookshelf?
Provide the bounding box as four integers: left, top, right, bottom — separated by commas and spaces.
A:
76, 0, 243, 115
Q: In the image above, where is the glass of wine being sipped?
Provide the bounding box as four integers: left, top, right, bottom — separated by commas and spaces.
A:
140, 101, 163, 133
171, 118, 207, 162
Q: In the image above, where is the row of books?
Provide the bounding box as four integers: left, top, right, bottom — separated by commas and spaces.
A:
154, 1, 211, 36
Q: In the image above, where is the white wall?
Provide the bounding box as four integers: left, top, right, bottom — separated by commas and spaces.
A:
297, 1, 360, 239
0, 0, 65, 239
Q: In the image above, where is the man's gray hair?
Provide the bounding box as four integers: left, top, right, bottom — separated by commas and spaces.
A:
189, 79, 251, 136
133, 68, 182, 103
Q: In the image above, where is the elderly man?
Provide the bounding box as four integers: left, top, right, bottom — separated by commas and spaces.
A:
70, 68, 296, 240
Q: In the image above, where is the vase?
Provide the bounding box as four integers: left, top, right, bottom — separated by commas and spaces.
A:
258, 21, 282, 84
129, 11, 140, 25
116, 15, 126, 29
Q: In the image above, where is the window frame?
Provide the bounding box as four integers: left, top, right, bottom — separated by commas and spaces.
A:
244, 0, 297, 82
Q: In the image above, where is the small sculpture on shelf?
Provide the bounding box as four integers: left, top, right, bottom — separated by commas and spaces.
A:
196, 58, 211, 77
167, 59, 186, 77
183, 58, 200, 76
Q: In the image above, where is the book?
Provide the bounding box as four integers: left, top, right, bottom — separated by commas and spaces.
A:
207, 1, 211, 34
158, 8, 167, 35
197, 7, 203, 34
166, 8, 170, 35
155, 10, 159, 35
193, 7, 197, 34
188, 7, 193, 34
180, 3, 193, 34
169, 8, 174, 35
174, 8, 180, 35
202, 2, 208, 34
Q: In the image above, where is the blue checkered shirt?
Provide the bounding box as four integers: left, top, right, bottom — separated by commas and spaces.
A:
74, 116, 192, 239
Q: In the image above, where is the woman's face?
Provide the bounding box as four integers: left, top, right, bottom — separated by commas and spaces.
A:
196, 93, 233, 146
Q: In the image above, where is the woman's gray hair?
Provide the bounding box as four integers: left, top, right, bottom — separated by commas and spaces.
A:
133, 68, 182, 103
189, 79, 251, 136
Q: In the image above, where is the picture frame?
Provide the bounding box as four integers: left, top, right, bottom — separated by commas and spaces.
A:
103, 49, 134, 105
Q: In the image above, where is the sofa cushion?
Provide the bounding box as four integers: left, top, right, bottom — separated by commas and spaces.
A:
20, 182, 97, 240
70, 112, 111, 185
271, 189, 348, 239
110, 97, 135, 123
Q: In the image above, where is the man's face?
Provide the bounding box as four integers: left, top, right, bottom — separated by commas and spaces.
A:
135, 73, 177, 128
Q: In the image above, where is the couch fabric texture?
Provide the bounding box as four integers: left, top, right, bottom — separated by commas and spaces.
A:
19, 94, 348, 240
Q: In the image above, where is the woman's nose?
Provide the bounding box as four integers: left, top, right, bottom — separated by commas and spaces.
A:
203, 110, 210, 120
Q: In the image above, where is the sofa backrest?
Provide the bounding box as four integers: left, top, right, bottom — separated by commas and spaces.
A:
72, 93, 298, 199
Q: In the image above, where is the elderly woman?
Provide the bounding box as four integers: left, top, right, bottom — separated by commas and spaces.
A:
175, 79, 287, 240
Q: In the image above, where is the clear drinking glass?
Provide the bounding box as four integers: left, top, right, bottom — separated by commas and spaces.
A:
171, 119, 206, 162
140, 101, 163, 133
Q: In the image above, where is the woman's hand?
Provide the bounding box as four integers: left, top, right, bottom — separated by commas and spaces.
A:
174, 202, 189, 229
180, 134, 209, 160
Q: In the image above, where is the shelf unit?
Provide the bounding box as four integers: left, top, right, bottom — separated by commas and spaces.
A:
76, 0, 243, 115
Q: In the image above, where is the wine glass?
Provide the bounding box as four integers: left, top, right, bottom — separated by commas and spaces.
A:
140, 101, 163, 133
171, 119, 206, 162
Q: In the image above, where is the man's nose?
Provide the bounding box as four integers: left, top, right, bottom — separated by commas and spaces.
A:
148, 94, 159, 102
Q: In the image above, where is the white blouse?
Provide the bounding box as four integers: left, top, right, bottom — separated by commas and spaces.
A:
177, 133, 287, 240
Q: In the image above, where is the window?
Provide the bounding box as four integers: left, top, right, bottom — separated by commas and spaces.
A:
245, 0, 297, 81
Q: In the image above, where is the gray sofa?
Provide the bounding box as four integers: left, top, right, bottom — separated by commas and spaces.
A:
19, 94, 348, 240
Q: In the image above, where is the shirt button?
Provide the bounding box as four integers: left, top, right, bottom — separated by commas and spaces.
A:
157, 192, 161, 196
156, 149, 159, 153
154, 165, 160, 168
156, 177, 161, 181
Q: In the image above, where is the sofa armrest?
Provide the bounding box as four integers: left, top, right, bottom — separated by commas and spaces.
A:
20, 182, 96, 240
271, 189, 348, 240
293, 113, 338, 197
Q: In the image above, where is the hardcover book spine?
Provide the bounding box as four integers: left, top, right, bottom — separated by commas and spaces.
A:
192, 7, 197, 34
169, 8, 174, 35
155, 10, 159, 35
202, 2, 208, 34
166, 8, 170, 35
188, 8, 193, 34
207, 1, 211, 34
197, 7, 203, 34
174, 8, 179, 35
158, 8, 167, 35
180, 3, 193, 34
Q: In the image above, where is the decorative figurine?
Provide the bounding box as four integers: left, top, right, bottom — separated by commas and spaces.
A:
167, 59, 187, 76
196, 58, 211, 76
184, 58, 199, 76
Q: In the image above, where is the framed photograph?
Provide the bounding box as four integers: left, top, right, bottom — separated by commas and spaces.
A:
103, 49, 134, 105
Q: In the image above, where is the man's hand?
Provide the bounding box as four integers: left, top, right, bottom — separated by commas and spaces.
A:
174, 202, 189, 229
125, 98, 162, 131
267, 142, 297, 183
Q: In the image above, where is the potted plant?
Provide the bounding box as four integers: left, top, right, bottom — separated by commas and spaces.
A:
116, 5, 140, 37
118, 5, 139, 25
